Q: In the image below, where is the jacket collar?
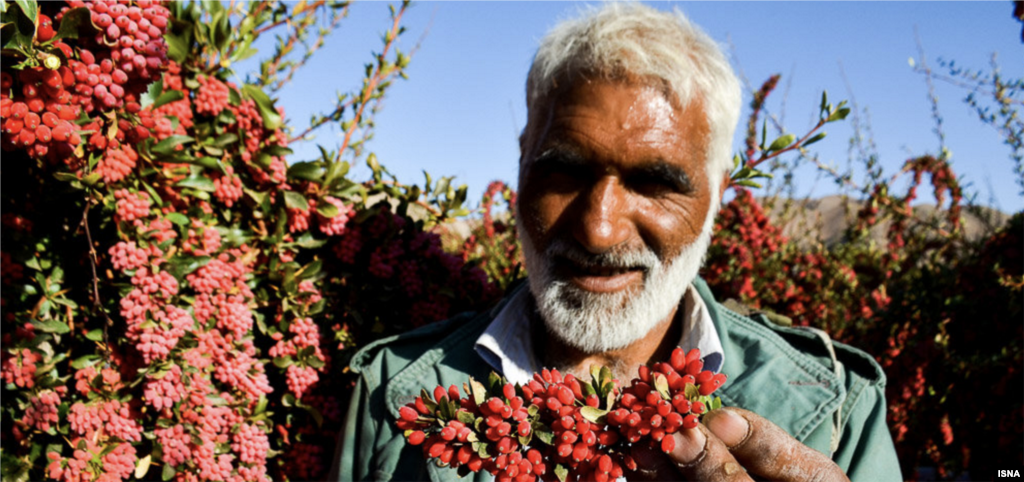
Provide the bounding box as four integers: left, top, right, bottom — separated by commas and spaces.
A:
695, 277, 846, 442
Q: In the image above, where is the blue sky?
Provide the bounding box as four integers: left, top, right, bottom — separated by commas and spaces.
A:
238, 2, 1023, 213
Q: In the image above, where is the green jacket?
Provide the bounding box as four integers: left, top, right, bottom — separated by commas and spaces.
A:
330, 278, 901, 481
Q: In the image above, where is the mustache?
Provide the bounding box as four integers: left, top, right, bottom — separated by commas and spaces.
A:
544, 238, 660, 272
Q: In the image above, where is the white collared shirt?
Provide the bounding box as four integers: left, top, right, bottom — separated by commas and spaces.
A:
474, 284, 725, 385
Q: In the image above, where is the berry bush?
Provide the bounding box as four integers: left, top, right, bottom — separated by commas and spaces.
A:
0, 1, 501, 481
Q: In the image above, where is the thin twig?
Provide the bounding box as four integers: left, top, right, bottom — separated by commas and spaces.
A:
81, 200, 113, 351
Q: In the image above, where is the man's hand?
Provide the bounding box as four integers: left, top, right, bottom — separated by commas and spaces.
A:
630, 407, 850, 482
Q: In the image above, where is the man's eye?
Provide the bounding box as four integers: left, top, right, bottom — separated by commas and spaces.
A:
629, 175, 677, 195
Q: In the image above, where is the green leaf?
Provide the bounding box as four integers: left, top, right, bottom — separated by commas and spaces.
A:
684, 383, 700, 400
820, 90, 828, 116
710, 397, 723, 411
14, 0, 36, 26
580, 381, 596, 398
0, 22, 17, 50
653, 373, 671, 400
735, 179, 763, 188
287, 233, 326, 249
532, 422, 554, 445
194, 156, 224, 172
70, 354, 101, 370
456, 411, 476, 426
84, 329, 103, 341
211, 133, 237, 147
316, 201, 338, 218
828, 107, 851, 122
767, 134, 796, 153
468, 377, 488, 406
152, 135, 194, 155
135, 454, 152, 479
32, 319, 70, 334
161, 461, 176, 481
554, 463, 569, 482
164, 19, 192, 64
164, 212, 190, 226
242, 84, 282, 130
272, 356, 292, 368
176, 176, 215, 192
803, 131, 827, 147
590, 364, 602, 388
599, 366, 613, 389
81, 172, 102, 186
287, 162, 323, 182
264, 145, 293, 157
579, 406, 608, 424
283, 191, 309, 211
152, 89, 185, 110
54, 7, 92, 41
298, 260, 322, 280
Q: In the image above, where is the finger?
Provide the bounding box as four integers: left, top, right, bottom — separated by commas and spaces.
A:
703, 407, 850, 482
628, 425, 754, 482
627, 443, 684, 481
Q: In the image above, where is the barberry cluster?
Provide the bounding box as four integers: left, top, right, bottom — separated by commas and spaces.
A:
398, 348, 726, 481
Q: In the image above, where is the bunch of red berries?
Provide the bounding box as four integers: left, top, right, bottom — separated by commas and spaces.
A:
0, 67, 82, 159
605, 347, 726, 454
397, 347, 727, 482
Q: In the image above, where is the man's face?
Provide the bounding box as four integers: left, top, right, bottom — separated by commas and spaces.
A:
516, 79, 718, 353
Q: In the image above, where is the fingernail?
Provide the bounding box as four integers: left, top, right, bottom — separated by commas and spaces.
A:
675, 426, 707, 465
706, 408, 750, 448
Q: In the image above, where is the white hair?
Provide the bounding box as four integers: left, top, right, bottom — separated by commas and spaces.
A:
525, 2, 742, 189
520, 193, 718, 354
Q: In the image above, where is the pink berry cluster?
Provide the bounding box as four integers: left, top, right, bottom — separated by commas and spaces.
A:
61, 1, 171, 84
397, 348, 727, 482
194, 74, 230, 116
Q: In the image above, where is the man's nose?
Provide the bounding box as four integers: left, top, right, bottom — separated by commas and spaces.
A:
572, 176, 632, 254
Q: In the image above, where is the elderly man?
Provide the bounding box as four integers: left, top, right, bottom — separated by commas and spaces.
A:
331, 4, 900, 481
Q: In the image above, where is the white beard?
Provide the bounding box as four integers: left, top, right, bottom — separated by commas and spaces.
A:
519, 205, 717, 354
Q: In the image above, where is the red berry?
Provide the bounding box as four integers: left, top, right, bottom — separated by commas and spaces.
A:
556, 386, 574, 405
661, 434, 676, 453
670, 347, 686, 371
487, 397, 505, 414
427, 441, 446, 458
440, 425, 456, 441
399, 406, 419, 422
691, 401, 705, 414
24, 113, 40, 130
10, 102, 28, 119
683, 414, 699, 429
36, 14, 55, 42
35, 125, 51, 143
407, 430, 426, 445
4, 119, 24, 135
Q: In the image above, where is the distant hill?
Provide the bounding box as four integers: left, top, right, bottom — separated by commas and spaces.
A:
760, 195, 1012, 247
